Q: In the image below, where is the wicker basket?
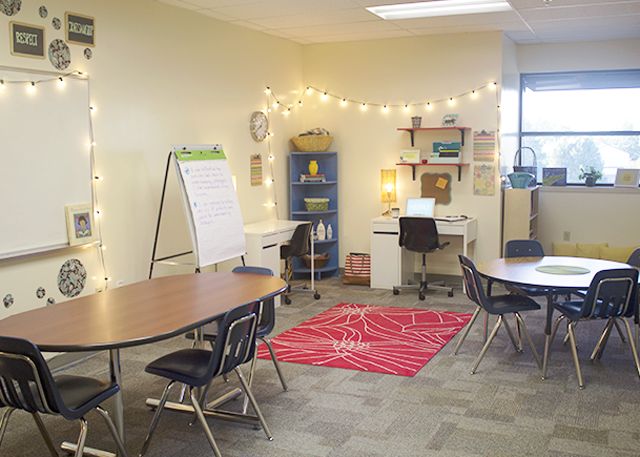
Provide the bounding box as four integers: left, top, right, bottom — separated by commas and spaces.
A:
291, 135, 333, 152
302, 253, 330, 269
304, 198, 329, 211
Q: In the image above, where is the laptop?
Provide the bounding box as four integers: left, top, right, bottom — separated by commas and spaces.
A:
405, 197, 435, 217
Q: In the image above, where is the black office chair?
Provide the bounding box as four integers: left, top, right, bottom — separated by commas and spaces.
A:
549, 268, 639, 388
454, 255, 541, 373
392, 217, 453, 300
280, 222, 320, 304
186, 266, 287, 392
140, 302, 271, 457
0, 336, 128, 457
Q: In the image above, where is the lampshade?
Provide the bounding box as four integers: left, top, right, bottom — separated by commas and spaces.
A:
380, 169, 396, 203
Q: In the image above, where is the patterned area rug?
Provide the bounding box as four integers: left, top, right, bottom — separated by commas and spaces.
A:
257, 303, 472, 377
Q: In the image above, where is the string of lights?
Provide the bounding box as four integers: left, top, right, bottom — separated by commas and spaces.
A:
264, 80, 498, 115
1, 69, 110, 290
262, 91, 280, 215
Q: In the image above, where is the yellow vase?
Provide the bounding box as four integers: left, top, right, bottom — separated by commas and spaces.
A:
308, 160, 319, 176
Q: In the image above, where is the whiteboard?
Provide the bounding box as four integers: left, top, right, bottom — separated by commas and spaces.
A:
0, 68, 92, 258
173, 145, 245, 268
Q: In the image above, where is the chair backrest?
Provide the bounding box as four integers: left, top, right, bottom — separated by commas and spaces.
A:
580, 268, 638, 319
287, 223, 312, 258
208, 302, 260, 380
505, 239, 544, 258
399, 217, 440, 253
458, 255, 492, 312
627, 248, 640, 268
0, 336, 62, 415
232, 265, 276, 335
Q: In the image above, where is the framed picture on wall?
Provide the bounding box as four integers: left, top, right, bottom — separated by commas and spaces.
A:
615, 169, 640, 188
65, 204, 97, 246
65, 12, 95, 46
10, 22, 45, 58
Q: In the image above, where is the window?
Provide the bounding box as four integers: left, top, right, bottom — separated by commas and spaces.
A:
518, 70, 640, 185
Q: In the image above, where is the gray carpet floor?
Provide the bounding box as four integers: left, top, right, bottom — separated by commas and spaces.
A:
3, 277, 640, 457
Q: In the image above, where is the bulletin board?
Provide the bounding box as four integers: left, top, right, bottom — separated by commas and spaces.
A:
0, 67, 92, 259
420, 172, 452, 205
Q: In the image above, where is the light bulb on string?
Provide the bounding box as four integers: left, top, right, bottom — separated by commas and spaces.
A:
403, 104, 410, 112
425, 102, 433, 111
0, 80, 5, 92
340, 98, 348, 108
57, 77, 65, 89
282, 107, 291, 117
470, 90, 478, 100
27, 81, 36, 95
298, 100, 303, 107
321, 91, 328, 101
360, 102, 367, 112
489, 81, 498, 91
265, 177, 274, 186
272, 101, 279, 110
448, 97, 455, 106
268, 154, 274, 162
89, 105, 97, 114
382, 105, 389, 114
264, 86, 271, 95
305, 86, 312, 96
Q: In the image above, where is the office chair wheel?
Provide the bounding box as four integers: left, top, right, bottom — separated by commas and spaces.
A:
392, 288, 399, 295
314, 292, 321, 300
284, 296, 292, 305
448, 291, 454, 297
419, 293, 425, 301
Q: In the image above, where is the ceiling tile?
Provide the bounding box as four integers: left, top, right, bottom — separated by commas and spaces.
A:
282, 20, 402, 38
228, 20, 267, 31
251, 8, 377, 29
197, 9, 240, 21
304, 29, 413, 43
519, 3, 640, 21
181, 0, 262, 7
391, 11, 522, 29
156, 0, 201, 11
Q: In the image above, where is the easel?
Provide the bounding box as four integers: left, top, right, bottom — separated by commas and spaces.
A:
149, 150, 244, 279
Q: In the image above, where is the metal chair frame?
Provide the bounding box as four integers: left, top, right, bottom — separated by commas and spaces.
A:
0, 350, 128, 457
454, 259, 541, 374
548, 274, 640, 389
140, 307, 272, 457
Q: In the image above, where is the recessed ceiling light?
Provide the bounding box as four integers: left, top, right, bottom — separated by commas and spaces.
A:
366, 0, 512, 20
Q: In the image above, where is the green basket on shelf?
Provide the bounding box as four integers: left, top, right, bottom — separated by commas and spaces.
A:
304, 197, 329, 211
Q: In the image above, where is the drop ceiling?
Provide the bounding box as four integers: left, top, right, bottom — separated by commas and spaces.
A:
156, 0, 640, 44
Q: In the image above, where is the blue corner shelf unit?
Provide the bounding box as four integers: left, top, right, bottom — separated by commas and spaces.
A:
289, 151, 339, 280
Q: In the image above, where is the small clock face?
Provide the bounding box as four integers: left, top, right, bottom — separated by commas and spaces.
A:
250, 111, 269, 142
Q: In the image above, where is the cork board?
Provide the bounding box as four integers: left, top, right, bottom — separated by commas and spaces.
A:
420, 172, 452, 205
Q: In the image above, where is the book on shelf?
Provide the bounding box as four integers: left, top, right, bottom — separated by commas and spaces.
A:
300, 173, 326, 182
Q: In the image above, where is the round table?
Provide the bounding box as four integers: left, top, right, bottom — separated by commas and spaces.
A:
476, 256, 633, 378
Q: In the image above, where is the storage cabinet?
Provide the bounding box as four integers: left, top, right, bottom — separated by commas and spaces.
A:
289, 151, 339, 279
502, 186, 539, 247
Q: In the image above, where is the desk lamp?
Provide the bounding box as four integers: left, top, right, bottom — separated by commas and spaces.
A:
380, 169, 396, 216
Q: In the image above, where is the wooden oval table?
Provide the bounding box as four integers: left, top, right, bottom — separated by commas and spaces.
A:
0, 272, 287, 457
476, 256, 634, 379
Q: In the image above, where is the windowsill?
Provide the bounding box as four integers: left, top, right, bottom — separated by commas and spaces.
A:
540, 185, 640, 194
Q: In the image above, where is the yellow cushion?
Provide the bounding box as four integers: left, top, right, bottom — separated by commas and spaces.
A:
576, 243, 608, 258
599, 245, 638, 263
553, 243, 577, 256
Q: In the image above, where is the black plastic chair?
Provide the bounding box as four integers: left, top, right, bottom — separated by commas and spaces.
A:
140, 302, 271, 457
186, 266, 287, 392
454, 255, 541, 373
503, 240, 552, 297
280, 222, 320, 303
550, 268, 640, 388
0, 336, 128, 457
392, 217, 454, 300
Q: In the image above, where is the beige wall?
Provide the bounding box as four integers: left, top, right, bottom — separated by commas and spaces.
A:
302, 33, 504, 273
517, 38, 640, 252
0, 0, 302, 318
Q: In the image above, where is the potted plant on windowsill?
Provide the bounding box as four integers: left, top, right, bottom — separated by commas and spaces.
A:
579, 166, 603, 187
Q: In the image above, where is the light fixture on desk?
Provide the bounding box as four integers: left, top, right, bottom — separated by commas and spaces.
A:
380, 169, 396, 216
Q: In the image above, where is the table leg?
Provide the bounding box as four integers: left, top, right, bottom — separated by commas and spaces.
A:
541, 295, 554, 380
60, 349, 124, 457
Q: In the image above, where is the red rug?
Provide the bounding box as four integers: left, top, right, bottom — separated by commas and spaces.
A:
257, 303, 472, 377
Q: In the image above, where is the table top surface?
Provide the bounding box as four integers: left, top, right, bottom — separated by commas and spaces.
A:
0, 272, 287, 352
244, 219, 303, 234
372, 216, 476, 225
477, 256, 633, 290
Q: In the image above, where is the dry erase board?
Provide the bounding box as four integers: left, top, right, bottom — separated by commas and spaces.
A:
0, 68, 92, 259
173, 145, 245, 268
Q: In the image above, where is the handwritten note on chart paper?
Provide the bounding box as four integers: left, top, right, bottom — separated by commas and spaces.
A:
174, 145, 245, 268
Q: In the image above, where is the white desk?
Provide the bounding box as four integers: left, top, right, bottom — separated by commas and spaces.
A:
244, 220, 304, 276
370, 216, 478, 290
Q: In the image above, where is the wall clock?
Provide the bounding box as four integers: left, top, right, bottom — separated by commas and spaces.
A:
249, 111, 269, 142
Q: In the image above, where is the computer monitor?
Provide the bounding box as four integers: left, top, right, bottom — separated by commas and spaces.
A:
406, 197, 435, 217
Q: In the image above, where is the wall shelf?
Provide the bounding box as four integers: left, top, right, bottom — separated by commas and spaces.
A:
396, 162, 469, 181
397, 126, 470, 147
